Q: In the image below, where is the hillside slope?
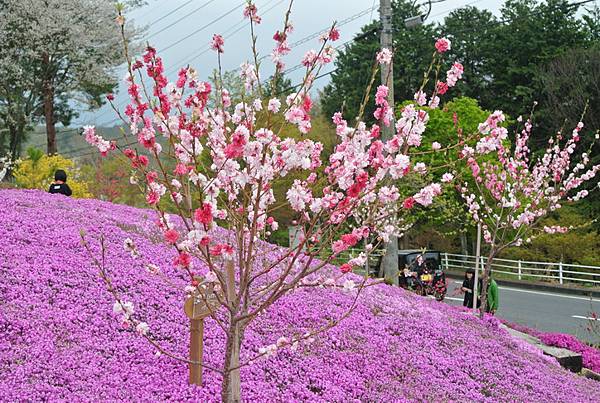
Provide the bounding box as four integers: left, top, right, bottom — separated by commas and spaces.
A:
1, 189, 599, 401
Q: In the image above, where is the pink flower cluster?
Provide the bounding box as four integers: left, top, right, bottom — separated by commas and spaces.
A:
243, 3, 261, 24
446, 62, 464, 87
271, 22, 293, 71
376, 48, 392, 65
435, 37, 451, 53
83, 126, 112, 156
211, 34, 224, 53
374, 85, 392, 126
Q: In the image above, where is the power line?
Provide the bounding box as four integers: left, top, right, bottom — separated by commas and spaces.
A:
165, 0, 284, 75
159, 1, 246, 53
82, 0, 597, 132
84, 2, 379, 127
146, 0, 196, 28
227, 3, 379, 77
147, 0, 218, 40
87, 0, 280, 126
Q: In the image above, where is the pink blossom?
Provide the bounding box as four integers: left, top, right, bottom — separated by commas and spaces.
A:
413, 183, 442, 207
243, 2, 261, 24
194, 203, 213, 225
441, 172, 454, 183
435, 37, 451, 53
332, 240, 347, 254
376, 48, 392, 65
268, 98, 281, 113
414, 90, 427, 106
428, 96, 440, 109
173, 163, 188, 176
164, 229, 179, 244
436, 81, 449, 95
446, 62, 464, 87
432, 141, 442, 151
543, 225, 568, 234
211, 34, 224, 53
301, 49, 318, 67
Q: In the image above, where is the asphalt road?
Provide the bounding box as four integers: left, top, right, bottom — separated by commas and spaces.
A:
444, 280, 600, 343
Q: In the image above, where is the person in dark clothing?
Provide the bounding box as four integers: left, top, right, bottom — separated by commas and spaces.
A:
48, 169, 72, 196
461, 269, 480, 308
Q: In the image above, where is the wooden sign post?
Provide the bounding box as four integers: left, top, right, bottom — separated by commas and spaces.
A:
184, 277, 220, 385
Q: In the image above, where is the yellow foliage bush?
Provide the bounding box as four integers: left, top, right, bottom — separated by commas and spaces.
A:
14, 152, 92, 198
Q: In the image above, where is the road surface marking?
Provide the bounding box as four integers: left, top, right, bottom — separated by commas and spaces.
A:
572, 315, 599, 321
452, 281, 595, 302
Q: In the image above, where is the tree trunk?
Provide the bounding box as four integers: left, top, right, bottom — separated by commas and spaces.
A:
221, 320, 243, 403
460, 232, 468, 256
478, 249, 496, 319
9, 122, 25, 159
41, 52, 57, 155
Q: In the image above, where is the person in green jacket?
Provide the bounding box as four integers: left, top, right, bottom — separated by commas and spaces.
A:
485, 278, 499, 315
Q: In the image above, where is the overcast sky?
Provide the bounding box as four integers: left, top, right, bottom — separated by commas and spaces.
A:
76, 0, 506, 126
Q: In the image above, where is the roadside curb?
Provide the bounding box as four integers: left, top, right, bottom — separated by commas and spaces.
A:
445, 270, 600, 298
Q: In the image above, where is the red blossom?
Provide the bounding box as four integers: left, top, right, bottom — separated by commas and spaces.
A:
145, 171, 158, 183
403, 197, 415, 209
211, 34, 225, 53
174, 252, 192, 268
137, 155, 149, 167
341, 233, 359, 247
436, 81, 449, 95
200, 236, 210, 247
328, 27, 340, 41
340, 263, 353, 273
164, 229, 179, 244
194, 203, 213, 225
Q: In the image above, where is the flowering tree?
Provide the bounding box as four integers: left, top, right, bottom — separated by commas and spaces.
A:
0, 0, 141, 155
82, 3, 464, 401
0, 153, 18, 182
459, 112, 600, 317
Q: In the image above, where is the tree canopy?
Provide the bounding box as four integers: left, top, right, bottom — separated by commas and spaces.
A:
0, 0, 141, 156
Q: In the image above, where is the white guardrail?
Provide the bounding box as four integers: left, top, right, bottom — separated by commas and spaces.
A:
442, 253, 600, 287
341, 249, 600, 287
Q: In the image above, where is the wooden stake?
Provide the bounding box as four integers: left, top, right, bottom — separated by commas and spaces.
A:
189, 318, 204, 385
184, 275, 221, 386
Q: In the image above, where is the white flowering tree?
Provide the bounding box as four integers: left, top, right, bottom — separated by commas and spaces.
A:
459, 112, 600, 317
0, 0, 141, 155
82, 3, 466, 401
0, 153, 18, 182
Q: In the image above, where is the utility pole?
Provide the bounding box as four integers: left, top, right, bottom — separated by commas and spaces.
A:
473, 222, 481, 313
378, 0, 399, 286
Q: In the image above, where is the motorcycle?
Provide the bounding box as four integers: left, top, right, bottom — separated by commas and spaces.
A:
402, 255, 447, 301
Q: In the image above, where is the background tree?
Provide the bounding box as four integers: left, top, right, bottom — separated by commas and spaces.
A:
402, 97, 491, 254
0, 0, 141, 156
483, 0, 588, 120
530, 46, 600, 234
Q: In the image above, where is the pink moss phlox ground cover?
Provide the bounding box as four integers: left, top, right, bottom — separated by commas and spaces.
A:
501, 319, 600, 373
538, 333, 600, 373
2, 189, 600, 401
